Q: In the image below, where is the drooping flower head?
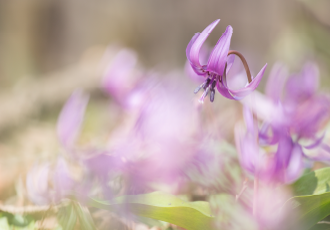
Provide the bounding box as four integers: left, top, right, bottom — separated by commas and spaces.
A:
186, 19, 267, 102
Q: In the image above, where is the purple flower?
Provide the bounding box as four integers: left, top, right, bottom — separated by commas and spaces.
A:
235, 107, 304, 184
57, 90, 89, 150
26, 159, 78, 205
239, 62, 330, 182
186, 19, 267, 102
258, 62, 330, 158
26, 163, 51, 205
102, 48, 146, 110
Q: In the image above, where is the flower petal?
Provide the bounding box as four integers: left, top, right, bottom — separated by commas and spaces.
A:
186, 19, 220, 75
226, 54, 235, 75
57, 90, 89, 148
303, 132, 325, 150
217, 64, 267, 100
185, 45, 211, 83
207, 25, 233, 75
235, 122, 258, 174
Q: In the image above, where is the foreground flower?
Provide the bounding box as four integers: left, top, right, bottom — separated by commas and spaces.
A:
186, 19, 267, 102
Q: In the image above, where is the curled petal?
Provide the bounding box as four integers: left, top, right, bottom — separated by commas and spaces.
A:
186, 19, 220, 75
304, 144, 330, 161
265, 63, 288, 102
303, 132, 325, 150
56, 90, 89, 148
217, 64, 267, 100
185, 45, 211, 83
207, 25, 233, 75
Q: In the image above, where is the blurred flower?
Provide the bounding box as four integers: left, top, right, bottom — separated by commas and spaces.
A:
57, 90, 89, 150
235, 107, 304, 184
26, 163, 51, 205
254, 185, 296, 230
53, 158, 77, 200
110, 77, 204, 194
186, 19, 267, 102
102, 48, 145, 109
239, 62, 330, 183
26, 158, 78, 205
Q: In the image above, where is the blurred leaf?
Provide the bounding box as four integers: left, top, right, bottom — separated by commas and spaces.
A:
57, 202, 96, 230
310, 225, 330, 230
310, 222, 330, 230
11, 221, 35, 230
85, 191, 214, 230
11, 214, 30, 227
0, 217, 10, 230
287, 192, 330, 230
72, 202, 97, 230
209, 194, 256, 230
133, 215, 166, 228
292, 167, 330, 196
57, 204, 77, 230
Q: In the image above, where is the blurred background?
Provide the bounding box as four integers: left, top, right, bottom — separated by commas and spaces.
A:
0, 0, 330, 228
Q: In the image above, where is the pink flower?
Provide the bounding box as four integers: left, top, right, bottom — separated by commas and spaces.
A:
57, 90, 89, 150
186, 19, 267, 102
235, 107, 304, 184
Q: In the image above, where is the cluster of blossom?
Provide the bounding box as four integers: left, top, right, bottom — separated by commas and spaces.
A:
236, 62, 330, 184
26, 48, 233, 206
26, 19, 330, 229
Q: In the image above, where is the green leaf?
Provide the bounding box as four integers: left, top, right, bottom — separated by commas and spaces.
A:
287, 192, 330, 230
72, 202, 97, 230
85, 191, 214, 230
209, 194, 257, 230
292, 167, 330, 196
57, 204, 77, 230
0, 217, 10, 230
310, 222, 330, 230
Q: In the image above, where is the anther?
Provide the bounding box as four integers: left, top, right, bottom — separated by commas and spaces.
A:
211, 80, 216, 89
199, 86, 210, 103
194, 78, 211, 94
210, 89, 215, 102
194, 83, 204, 94
203, 78, 211, 89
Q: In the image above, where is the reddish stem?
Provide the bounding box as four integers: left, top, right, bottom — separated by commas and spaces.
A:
225, 50, 252, 83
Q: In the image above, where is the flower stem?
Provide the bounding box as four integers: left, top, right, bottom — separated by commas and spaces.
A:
227, 50, 252, 83
253, 177, 259, 216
